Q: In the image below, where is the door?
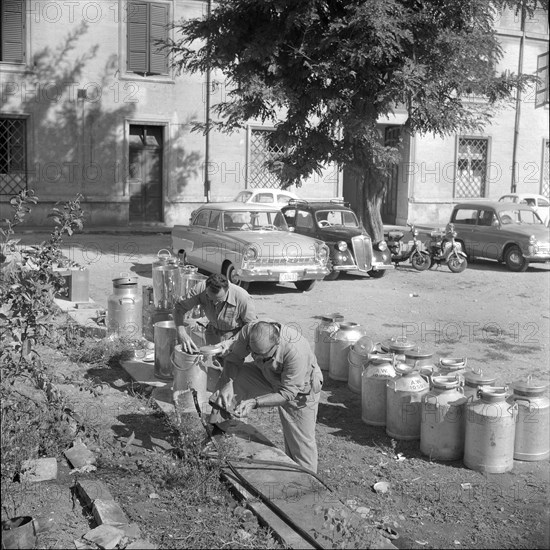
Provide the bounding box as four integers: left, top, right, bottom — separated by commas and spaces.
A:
128, 125, 163, 222
382, 126, 400, 224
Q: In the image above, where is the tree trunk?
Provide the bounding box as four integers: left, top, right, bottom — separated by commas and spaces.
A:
356, 163, 385, 243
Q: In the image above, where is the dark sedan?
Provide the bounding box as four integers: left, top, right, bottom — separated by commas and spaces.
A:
281, 200, 393, 279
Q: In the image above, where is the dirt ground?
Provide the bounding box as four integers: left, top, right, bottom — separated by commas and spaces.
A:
10, 230, 550, 549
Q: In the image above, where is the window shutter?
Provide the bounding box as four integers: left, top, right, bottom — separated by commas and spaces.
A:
536, 51, 549, 109
127, 1, 148, 73
1, 0, 25, 63
149, 3, 169, 75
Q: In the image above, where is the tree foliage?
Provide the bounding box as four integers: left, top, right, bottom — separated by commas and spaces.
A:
167, 0, 545, 238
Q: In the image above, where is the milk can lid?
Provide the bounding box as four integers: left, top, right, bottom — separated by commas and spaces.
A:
199, 344, 224, 356
382, 336, 416, 353
464, 368, 497, 385
512, 376, 548, 395
405, 345, 433, 359
113, 274, 138, 285
432, 375, 460, 389
352, 336, 375, 356
321, 313, 344, 322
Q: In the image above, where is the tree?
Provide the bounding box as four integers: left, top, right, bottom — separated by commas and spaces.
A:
167, 0, 544, 241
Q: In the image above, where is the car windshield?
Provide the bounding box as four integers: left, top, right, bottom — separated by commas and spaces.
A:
314, 209, 359, 228
222, 210, 289, 231
235, 191, 253, 203
498, 209, 544, 225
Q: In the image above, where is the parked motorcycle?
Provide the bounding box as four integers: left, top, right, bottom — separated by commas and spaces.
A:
425, 223, 468, 273
385, 223, 431, 271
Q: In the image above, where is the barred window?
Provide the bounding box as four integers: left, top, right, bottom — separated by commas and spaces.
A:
454, 137, 489, 198
542, 139, 549, 198
248, 128, 284, 189
0, 117, 27, 196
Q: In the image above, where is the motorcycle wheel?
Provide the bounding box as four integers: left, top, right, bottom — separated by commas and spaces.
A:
411, 252, 431, 271
448, 255, 467, 273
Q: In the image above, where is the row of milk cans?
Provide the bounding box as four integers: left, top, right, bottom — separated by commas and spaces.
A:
314, 314, 550, 473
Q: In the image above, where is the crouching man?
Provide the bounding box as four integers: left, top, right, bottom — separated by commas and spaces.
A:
210, 320, 324, 473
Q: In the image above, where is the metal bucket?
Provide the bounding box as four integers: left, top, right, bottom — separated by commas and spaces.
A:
1, 516, 36, 549
154, 320, 177, 380
464, 386, 517, 473
171, 345, 208, 413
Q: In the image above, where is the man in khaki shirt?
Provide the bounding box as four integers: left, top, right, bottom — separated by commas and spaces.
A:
174, 274, 257, 353
211, 320, 324, 473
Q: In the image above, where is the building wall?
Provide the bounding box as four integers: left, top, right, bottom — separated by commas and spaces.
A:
406, 9, 549, 227
0, 0, 338, 228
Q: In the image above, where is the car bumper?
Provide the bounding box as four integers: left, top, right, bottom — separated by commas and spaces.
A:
237, 265, 330, 282
524, 254, 550, 263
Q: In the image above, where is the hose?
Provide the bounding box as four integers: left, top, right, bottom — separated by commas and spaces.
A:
191, 389, 324, 549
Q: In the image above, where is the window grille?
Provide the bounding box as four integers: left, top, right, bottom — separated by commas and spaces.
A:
542, 140, 549, 198
455, 137, 488, 198
248, 129, 284, 189
0, 118, 26, 195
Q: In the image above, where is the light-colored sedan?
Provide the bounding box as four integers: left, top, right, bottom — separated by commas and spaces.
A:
234, 188, 300, 206
499, 193, 550, 226
172, 202, 330, 291
450, 201, 550, 271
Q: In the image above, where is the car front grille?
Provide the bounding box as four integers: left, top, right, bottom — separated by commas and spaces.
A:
255, 257, 317, 266
351, 235, 373, 271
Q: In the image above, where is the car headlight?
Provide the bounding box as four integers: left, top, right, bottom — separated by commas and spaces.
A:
243, 246, 258, 262
317, 244, 329, 263
376, 241, 388, 251
336, 241, 348, 252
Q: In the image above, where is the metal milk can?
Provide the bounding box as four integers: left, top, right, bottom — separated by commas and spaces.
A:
328, 322, 365, 381
361, 354, 396, 426
152, 249, 180, 310
107, 273, 143, 340
347, 335, 374, 394
386, 363, 430, 440
510, 376, 549, 462
463, 368, 497, 399
464, 386, 518, 473
404, 346, 435, 375
420, 375, 467, 461
314, 313, 344, 371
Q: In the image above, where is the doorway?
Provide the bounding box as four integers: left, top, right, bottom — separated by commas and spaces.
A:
128, 125, 163, 222
382, 126, 400, 224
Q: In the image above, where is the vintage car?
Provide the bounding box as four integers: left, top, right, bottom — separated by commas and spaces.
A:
498, 193, 550, 226
449, 201, 550, 271
280, 200, 393, 279
172, 202, 330, 291
234, 188, 300, 206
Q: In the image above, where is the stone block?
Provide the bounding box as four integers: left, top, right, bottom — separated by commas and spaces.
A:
125, 540, 158, 549
64, 441, 96, 469
20, 457, 58, 482
76, 480, 114, 507
92, 499, 128, 526
83, 524, 125, 549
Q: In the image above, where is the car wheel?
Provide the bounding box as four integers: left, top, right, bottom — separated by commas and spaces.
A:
411, 251, 431, 271
294, 280, 317, 292
367, 269, 387, 278
448, 255, 467, 273
223, 262, 250, 290
504, 246, 529, 272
